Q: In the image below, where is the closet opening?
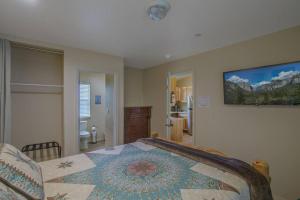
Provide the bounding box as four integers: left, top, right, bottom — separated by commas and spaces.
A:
78, 71, 115, 153
10, 42, 64, 161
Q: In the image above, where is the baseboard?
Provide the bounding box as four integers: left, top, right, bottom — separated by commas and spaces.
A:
273, 195, 287, 200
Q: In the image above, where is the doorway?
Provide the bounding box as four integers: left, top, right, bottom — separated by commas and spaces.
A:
166, 71, 194, 145
78, 71, 115, 153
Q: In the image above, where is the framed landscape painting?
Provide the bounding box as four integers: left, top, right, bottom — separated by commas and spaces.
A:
223, 61, 300, 105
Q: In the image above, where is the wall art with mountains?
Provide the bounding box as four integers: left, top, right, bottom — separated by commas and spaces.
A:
224, 61, 300, 105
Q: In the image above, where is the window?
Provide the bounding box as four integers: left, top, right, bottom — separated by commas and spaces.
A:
80, 83, 91, 118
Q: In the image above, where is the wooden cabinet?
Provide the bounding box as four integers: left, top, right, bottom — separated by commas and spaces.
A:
124, 107, 152, 144
176, 86, 192, 102
186, 87, 192, 99
183, 117, 188, 130
175, 87, 181, 102
170, 77, 177, 92
170, 117, 184, 142
180, 87, 187, 102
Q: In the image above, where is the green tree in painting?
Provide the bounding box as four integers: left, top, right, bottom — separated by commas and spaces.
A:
263, 93, 269, 104
237, 88, 245, 104
296, 85, 300, 104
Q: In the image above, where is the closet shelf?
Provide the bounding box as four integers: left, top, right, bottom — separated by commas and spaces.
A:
11, 82, 64, 88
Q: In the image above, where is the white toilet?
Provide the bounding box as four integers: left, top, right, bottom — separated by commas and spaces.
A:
80, 121, 90, 150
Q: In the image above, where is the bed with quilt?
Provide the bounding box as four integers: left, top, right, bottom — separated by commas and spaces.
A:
0, 138, 272, 200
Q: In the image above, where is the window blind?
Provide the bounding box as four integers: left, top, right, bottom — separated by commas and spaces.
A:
80, 83, 91, 118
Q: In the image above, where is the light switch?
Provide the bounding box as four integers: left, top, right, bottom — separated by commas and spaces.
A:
198, 96, 210, 108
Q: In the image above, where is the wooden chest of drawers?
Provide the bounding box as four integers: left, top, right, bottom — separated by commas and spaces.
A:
124, 107, 152, 144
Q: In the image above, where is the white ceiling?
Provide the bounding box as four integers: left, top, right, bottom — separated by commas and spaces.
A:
0, 0, 300, 69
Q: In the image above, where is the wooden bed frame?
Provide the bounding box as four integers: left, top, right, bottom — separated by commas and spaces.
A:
150, 132, 227, 157
150, 132, 271, 182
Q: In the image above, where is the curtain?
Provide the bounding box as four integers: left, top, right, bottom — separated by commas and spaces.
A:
0, 39, 11, 143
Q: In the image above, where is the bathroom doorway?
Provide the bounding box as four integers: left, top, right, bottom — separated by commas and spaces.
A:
78, 71, 115, 153
166, 71, 194, 145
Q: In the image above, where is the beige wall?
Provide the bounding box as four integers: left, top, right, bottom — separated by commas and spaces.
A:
11, 46, 63, 149
11, 94, 63, 149
143, 26, 300, 200
124, 67, 144, 107
80, 72, 106, 141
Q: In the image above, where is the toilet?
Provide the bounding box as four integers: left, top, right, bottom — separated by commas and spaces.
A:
80, 121, 90, 150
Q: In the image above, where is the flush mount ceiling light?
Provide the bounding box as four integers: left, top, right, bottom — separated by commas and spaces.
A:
22, 0, 38, 4
147, 0, 171, 22
194, 33, 203, 37
165, 54, 172, 59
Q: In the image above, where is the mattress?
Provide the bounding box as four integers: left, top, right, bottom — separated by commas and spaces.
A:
40, 138, 272, 200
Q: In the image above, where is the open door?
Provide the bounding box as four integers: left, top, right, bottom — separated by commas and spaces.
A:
78, 72, 116, 153
105, 74, 115, 149
165, 73, 173, 140
166, 72, 194, 145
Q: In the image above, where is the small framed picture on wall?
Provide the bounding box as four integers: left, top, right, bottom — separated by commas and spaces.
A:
95, 95, 101, 104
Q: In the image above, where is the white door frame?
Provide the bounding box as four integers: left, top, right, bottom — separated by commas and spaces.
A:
166, 70, 196, 145
76, 70, 118, 153
166, 73, 172, 140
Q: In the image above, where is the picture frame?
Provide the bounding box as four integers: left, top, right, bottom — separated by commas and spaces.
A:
223, 60, 300, 105
95, 95, 101, 104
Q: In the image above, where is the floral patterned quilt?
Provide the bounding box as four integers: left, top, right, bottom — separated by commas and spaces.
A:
40, 139, 272, 200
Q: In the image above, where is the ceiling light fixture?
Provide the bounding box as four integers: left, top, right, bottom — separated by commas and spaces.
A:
147, 0, 171, 22
165, 54, 172, 59
22, 0, 37, 4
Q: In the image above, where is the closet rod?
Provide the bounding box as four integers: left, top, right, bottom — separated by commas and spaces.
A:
11, 91, 62, 95
11, 82, 64, 88
11, 42, 64, 55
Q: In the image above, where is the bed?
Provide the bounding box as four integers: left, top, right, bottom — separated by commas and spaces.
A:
0, 138, 273, 200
